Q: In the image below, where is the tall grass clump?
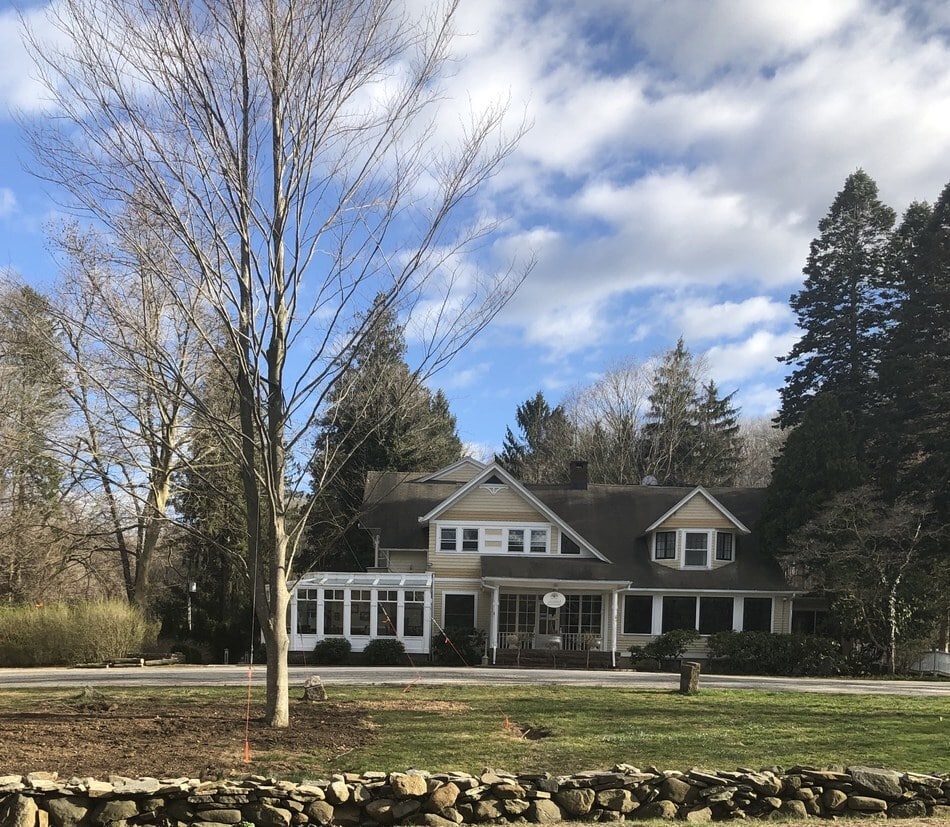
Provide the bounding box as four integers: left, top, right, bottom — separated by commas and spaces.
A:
0, 601, 157, 666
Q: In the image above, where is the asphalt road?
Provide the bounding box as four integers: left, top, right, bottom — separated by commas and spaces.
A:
0, 665, 947, 696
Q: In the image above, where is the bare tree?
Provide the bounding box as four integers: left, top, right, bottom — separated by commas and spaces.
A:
735, 416, 787, 487
564, 358, 651, 485
25, 0, 527, 726
789, 485, 944, 674
52, 220, 205, 612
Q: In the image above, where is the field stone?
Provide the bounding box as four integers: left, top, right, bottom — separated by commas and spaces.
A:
596, 788, 637, 812
555, 787, 596, 816
407, 815, 458, 827
0, 794, 39, 827
472, 799, 504, 820
822, 788, 848, 811
658, 776, 692, 804
326, 780, 350, 803
850, 767, 904, 801
889, 799, 928, 818
425, 782, 460, 812
393, 799, 422, 820
530, 798, 564, 823
502, 798, 531, 817
243, 801, 292, 826
780, 799, 808, 819
46, 796, 90, 827
91, 798, 140, 825
683, 806, 713, 822
637, 800, 679, 820
848, 795, 889, 812
193, 808, 243, 823
391, 773, 428, 799
364, 798, 396, 824
305, 799, 334, 825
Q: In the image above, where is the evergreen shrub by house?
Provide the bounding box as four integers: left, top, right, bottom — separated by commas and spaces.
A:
0, 601, 157, 666
432, 626, 486, 665
629, 628, 699, 665
708, 630, 844, 676
361, 638, 408, 665
312, 637, 352, 664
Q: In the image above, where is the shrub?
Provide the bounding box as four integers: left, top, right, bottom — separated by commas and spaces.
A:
629, 629, 699, 665
362, 637, 408, 666
432, 626, 486, 665
0, 601, 157, 666
708, 630, 844, 676
312, 637, 351, 665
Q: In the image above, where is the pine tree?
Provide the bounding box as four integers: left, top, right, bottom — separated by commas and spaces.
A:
496, 391, 573, 483
759, 393, 868, 556
311, 297, 462, 569
690, 381, 742, 486
643, 338, 702, 485
778, 170, 896, 438
877, 188, 950, 515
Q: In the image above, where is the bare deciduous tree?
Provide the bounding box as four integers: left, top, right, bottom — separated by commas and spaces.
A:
25, 0, 528, 726
52, 220, 205, 612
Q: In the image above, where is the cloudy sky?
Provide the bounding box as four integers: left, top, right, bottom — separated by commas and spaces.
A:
2, 1, 950, 457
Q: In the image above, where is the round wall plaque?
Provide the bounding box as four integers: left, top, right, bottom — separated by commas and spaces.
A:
542, 590, 566, 608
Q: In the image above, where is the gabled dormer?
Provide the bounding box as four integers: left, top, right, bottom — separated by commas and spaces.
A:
644, 487, 750, 571
418, 463, 607, 561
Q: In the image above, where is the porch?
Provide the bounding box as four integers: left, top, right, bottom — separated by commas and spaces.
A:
482, 578, 629, 668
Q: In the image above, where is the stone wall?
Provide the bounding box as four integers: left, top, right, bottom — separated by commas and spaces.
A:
1, 764, 948, 826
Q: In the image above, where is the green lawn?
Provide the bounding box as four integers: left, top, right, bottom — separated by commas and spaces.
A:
1, 684, 946, 777
331, 684, 948, 776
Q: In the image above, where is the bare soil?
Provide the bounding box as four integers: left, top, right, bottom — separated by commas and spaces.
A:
0, 693, 437, 779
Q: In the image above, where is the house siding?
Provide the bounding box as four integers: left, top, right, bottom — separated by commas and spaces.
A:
441, 486, 545, 522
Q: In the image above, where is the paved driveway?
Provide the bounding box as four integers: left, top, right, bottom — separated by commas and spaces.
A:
0, 665, 946, 696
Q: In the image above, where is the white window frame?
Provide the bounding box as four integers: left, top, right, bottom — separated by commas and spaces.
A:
442, 591, 479, 628
436, 521, 551, 555
715, 531, 734, 561
683, 531, 709, 568
653, 530, 677, 560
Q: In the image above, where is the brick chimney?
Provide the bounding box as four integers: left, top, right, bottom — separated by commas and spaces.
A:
569, 460, 589, 490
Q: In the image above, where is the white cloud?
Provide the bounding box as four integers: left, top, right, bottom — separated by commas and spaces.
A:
705, 330, 801, 385
0, 187, 15, 218
674, 296, 793, 342
0, 5, 63, 116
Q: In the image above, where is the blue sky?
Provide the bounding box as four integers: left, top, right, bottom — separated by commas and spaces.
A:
3, 1, 950, 458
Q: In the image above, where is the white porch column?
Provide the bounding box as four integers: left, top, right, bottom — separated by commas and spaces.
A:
289, 588, 299, 650
489, 586, 499, 665
610, 590, 619, 667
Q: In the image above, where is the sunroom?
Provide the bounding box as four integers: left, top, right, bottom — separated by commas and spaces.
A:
289, 571, 433, 655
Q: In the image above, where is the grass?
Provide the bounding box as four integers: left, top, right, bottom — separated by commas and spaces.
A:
331, 684, 949, 776
1, 684, 947, 777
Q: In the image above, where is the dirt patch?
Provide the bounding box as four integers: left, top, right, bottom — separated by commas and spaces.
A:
505, 721, 553, 740
0, 694, 401, 779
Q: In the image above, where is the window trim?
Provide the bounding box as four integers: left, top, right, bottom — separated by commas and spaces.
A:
436, 521, 552, 555
683, 531, 709, 568
442, 591, 478, 629
715, 532, 734, 561
653, 530, 676, 560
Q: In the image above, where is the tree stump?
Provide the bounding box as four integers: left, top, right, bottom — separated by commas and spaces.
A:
679, 661, 701, 694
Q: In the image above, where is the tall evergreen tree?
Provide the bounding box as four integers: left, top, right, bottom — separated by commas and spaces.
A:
496, 391, 573, 484
759, 393, 868, 556
778, 170, 896, 437
0, 281, 69, 601
877, 188, 950, 514
690, 381, 742, 486
167, 348, 252, 661
312, 297, 462, 570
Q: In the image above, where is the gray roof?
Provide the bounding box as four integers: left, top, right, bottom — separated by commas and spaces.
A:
360, 472, 791, 592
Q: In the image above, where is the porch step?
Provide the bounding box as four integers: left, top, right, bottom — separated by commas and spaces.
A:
492, 649, 620, 669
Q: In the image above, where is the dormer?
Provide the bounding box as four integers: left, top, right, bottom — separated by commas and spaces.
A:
644, 487, 750, 571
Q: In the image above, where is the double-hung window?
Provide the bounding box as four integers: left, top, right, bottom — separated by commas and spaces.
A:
504, 527, 549, 553
439, 526, 479, 552
683, 532, 709, 567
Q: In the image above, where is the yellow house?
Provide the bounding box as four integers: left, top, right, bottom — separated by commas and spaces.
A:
290, 459, 797, 664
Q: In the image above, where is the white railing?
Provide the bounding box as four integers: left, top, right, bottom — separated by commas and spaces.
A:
501, 632, 604, 651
